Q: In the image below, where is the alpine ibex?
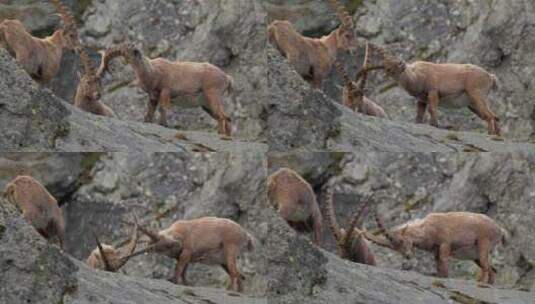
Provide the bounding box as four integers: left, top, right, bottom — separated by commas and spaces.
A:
97, 42, 233, 136
3, 175, 65, 249
74, 48, 115, 117
267, 0, 358, 88
366, 212, 507, 284
86, 223, 139, 272
369, 43, 501, 135
0, 0, 80, 82
334, 42, 388, 118
123, 216, 254, 292
324, 187, 376, 265
267, 168, 323, 246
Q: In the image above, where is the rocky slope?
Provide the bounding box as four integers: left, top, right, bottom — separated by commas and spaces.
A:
269, 152, 535, 291
264, 0, 535, 142
2, 153, 535, 303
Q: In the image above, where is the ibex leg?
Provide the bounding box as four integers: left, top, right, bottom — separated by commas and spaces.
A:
427, 91, 440, 128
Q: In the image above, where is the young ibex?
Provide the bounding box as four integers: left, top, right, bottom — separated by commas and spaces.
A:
123, 216, 254, 292
3, 175, 65, 249
267, 168, 323, 246
267, 0, 358, 88
86, 223, 139, 272
74, 48, 115, 117
324, 188, 376, 265
369, 43, 501, 135
334, 42, 388, 118
367, 212, 507, 284
0, 0, 79, 82
97, 42, 233, 136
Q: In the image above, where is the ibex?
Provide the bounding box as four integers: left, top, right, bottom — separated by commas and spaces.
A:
86, 223, 139, 272
74, 48, 115, 117
0, 0, 79, 82
3, 175, 65, 249
123, 216, 254, 292
334, 42, 388, 118
267, 0, 358, 88
369, 43, 501, 135
324, 188, 376, 265
366, 212, 507, 284
97, 42, 233, 136
267, 168, 323, 246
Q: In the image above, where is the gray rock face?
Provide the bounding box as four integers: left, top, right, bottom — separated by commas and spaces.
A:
269, 152, 535, 291
264, 0, 535, 142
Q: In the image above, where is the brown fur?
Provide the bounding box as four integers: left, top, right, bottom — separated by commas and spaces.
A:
369, 43, 501, 135
97, 43, 233, 136
324, 187, 376, 265
0, 1, 79, 82
4, 175, 65, 249
74, 48, 115, 117
86, 225, 139, 272
267, 168, 323, 245
335, 42, 388, 118
267, 0, 357, 88
125, 217, 254, 292
369, 212, 507, 284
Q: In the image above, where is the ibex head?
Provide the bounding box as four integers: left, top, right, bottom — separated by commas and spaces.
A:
90, 220, 140, 272
329, 0, 358, 52
78, 49, 102, 101
50, 0, 80, 52
371, 214, 413, 259
122, 215, 182, 260
96, 42, 142, 78
369, 43, 406, 78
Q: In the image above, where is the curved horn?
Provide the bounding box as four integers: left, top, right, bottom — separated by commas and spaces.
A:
324, 187, 343, 242
328, 0, 354, 29
133, 214, 160, 242
356, 42, 371, 91
92, 229, 113, 272
49, 0, 77, 32
343, 194, 372, 249
375, 213, 399, 246
113, 221, 140, 270
119, 244, 157, 260
362, 231, 394, 249
79, 48, 96, 78
368, 42, 406, 72
96, 43, 127, 78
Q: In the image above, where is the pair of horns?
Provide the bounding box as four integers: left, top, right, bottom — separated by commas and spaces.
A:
328, 0, 354, 29
325, 186, 372, 250
49, 0, 77, 32
92, 214, 140, 272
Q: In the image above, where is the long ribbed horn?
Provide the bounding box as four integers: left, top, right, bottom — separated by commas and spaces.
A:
343, 194, 372, 249
113, 221, 139, 270
49, 0, 77, 33
375, 214, 399, 246
356, 42, 371, 92
92, 229, 113, 272
79, 48, 96, 78
133, 214, 160, 242
368, 42, 406, 71
328, 0, 354, 29
324, 187, 343, 242
96, 43, 128, 78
